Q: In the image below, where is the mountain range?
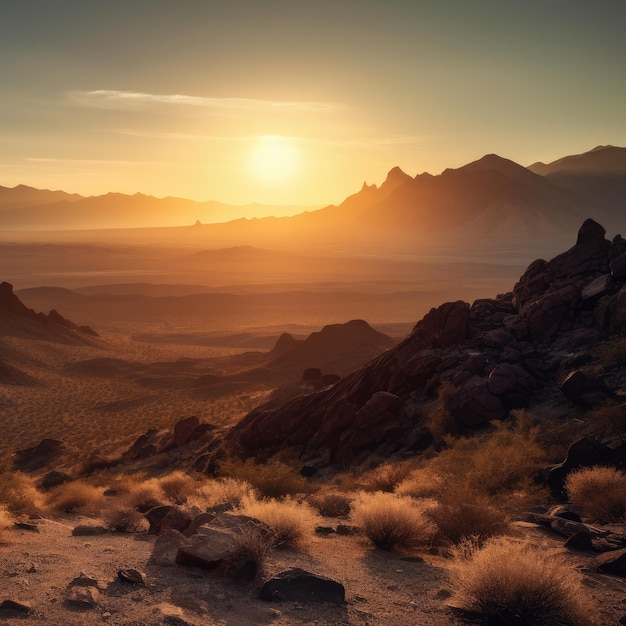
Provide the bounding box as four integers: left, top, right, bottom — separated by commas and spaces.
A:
1, 147, 624, 249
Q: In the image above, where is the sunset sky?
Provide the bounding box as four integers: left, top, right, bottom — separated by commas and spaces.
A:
1, 0, 625, 207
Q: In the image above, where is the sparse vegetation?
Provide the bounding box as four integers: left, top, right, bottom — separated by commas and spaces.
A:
449, 537, 594, 626
426, 489, 509, 545
220, 458, 313, 498
351, 491, 434, 551
121, 478, 166, 512
45, 480, 104, 514
104, 504, 150, 533
359, 458, 418, 493
308, 490, 352, 518
220, 526, 274, 581
426, 380, 458, 441
0, 506, 13, 544
588, 401, 626, 438
158, 470, 198, 504
0, 470, 41, 514
565, 466, 626, 523
396, 466, 444, 499
189, 477, 257, 509
236, 495, 318, 549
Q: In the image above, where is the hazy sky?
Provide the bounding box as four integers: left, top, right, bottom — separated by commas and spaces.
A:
1, 0, 625, 206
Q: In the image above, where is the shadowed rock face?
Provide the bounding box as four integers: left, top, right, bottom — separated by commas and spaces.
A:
0, 281, 97, 342
196, 220, 626, 471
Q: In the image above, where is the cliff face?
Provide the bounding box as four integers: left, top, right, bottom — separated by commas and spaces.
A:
196, 220, 626, 471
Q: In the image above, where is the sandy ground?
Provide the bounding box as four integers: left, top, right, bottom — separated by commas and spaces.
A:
1, 516, 625, 626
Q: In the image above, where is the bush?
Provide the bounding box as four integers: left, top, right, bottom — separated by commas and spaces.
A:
565, 466, 626, 523
236, 495, 318, 549
351, 491, 434, 552
588, 402, 626, 438
359, 459, 418, 493
426, 490, 509, 545
429, 419, 546, 497
45, 480, 104, 514
308, 491, 352, 518
449, 537, 594, 625
0, 506, 13, 545
396, 467, 444, 499
220, 458, 313, 498
159, 471, 197, 505
122, 479, 166, 512
0, 471, 41, 514
189, 477, 257, 509
104, 505, 149, 533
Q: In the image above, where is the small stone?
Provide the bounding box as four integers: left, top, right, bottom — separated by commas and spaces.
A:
68, 572, 101, 588
118, 569, 146, 585
27, 564, 37, 573
65, 586, 100, 609
14, 522, 39, 532
72, 525, 109, 536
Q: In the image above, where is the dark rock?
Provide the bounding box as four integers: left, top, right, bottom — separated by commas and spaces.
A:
564, 531, 594, 551
260, 568, 345, 604
548, 437, 626, 497
594, 547, 626, 577
13, 438, 65, 471
145, 506, 192, 536
315, 526, 335, 536
548, 505, 582, 523
336, 525, 360, 536
65, 586, 100, 609
37, 470, 72, 491
487, 363, 535, 409
482, 328, 514, 348
151, 530, 192, 566
13, 522, 39, 532
611, 285, 626, 334
172, 416, 200, 447
550, 517, 601, 539
581, 274, 613, 301
412, 301, 470, 349
520, 283, 580, 342
68, 573, 100, 588
0, 600, 31, 614
560, 370, 615, 407
117, 569, 145, 585
183, 512, 218, 538
449, 376, 504, 427
610, 252, 626, 279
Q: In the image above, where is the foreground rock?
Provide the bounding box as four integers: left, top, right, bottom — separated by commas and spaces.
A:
260, 568, 346, 604
196, 220, 626, 470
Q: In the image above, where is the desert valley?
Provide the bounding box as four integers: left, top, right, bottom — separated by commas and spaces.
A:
0, 144, 625, 625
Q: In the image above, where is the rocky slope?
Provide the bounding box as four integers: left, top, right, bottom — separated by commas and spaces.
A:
196, 219, 626, 470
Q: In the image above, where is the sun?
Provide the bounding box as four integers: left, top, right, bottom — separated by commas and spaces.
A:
249, 136, 300, 183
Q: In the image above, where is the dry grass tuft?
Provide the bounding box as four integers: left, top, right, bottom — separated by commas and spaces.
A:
188, 477, 257, 509
122, 479, 166, 512
0, 470, 42, 514
449, 537, 595, 625
565, 466, 626, 523
588, 401, 626, 438
396, 467, 444, 499
220, 526, 274, 581
426, 489, 509, 545
158, 471, 198, 505
236, 495, 318, 549
220, 458, 313, 498
45, 480, 104, 514
0, 506, 13, 545
308, 491, 352, 518
351, 491, 434, 552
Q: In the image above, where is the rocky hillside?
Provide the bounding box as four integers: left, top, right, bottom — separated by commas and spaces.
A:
0, 281, 97, 343
196, 219, 626, 470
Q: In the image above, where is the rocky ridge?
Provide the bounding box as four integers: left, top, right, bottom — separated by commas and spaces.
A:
196, 219, 626, 471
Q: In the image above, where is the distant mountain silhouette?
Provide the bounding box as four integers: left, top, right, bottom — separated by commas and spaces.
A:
0, 185, 317, 230
0, 281, 97, 343
528, 145, 626, 216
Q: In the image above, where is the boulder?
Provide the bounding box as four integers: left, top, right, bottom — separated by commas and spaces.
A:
487, 363, 535, 409
145, 506, 192, 536
260, 568, 345, 604
172, 415, 200, 447
13, 438, 65, 471
594, 547, 626, 577
449, 376, 504, 427
610, 252, 626, 280
581, 274, 613, 301
151, 530, 191, 567
412, 301, 470, 349
560, 370, 615, 407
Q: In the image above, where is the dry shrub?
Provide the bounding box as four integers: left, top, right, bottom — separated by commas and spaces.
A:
189, 477, 257, 509
236, 495, 318, 549
426, 488, 509, 545
308, 491, 352, 518
565, 466, 626, 523
122, 478, 166, 512
430, 419, 546, 498
159, 471, 197, 505
396, 467, 444, 499
449, 537, 595, 626
427, 380, 458, 441
45, 480, 104, 514
220, 458, 313, 498
220, 526, 273, 581
359, 459, 419, 493
0, 506, 13, 545
351, 491, 434, 552
0, 470, 41, 514
104, 504, 149, 533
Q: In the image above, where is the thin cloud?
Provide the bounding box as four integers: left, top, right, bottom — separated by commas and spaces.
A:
69, 90, 345, 113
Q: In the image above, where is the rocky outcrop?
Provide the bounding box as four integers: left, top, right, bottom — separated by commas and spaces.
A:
0, 281, 97, 342
195, 220, 626, 471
